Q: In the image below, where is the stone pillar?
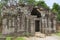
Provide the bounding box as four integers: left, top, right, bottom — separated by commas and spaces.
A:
30, 19, 35, 36
21, 14, 25, 31
14, 16, 18, 34
26, 17, 29, 35
30, 16, 35, 36
17, 15, 21, 32
2, 18, 7, 34
48, 19, 51, 34
45, 18, 47, 33
53, 19, 56, 32
7, 18, 9, 29
28, 19, 31, 33
44, 18, 45, 34
42, 18, 45, 33
39, 18, 42, 32
45, 18, 48, 34
25, 16, 27, 33
11, 18, 13, 28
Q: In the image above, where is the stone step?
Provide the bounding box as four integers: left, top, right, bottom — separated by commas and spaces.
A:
35, 32, 46, 38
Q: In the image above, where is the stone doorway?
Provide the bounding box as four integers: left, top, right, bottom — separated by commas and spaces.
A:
35, 20, 40, 32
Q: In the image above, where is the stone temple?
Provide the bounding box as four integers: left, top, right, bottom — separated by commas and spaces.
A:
0, 4, 56, 36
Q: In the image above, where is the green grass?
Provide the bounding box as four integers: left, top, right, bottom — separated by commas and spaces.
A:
6, 37, 25, 40
0, 32, 2, 35
16, 37, 25, 40
0, 32, 25, 40
6, 37, 12, 40
55, 32, 60, 36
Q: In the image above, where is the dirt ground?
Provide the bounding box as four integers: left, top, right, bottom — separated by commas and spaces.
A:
25, 32, 60, 40
25, 36, 60, 40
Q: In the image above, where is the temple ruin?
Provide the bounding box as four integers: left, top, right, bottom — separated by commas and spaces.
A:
0, 4, 56, 36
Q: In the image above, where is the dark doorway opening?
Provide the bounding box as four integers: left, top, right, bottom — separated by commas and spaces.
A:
35, 20, 40, 32
31, 8, 41, 18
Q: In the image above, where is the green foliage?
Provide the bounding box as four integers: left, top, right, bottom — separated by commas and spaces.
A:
0, 2, 3, 20
4, 0, 8, 2
56, 32, 60, 36
0, 2, 4, 25
24, 32, 31, 36
6, 37, 25, 40
52, 9, 57, 13
52, 3, 60, 12
57, 14, 60, 21
0, 32, 2, 36
16, 37, 25, 40
6, 37, 12, 40
19, 0, 24, 4
57, 10, 60, 21
37, 1, 49, 9
27, 0, 35, 5
0, 2, 3, 9
18, 0, 49, 9
1, 0, 8, 5
19, 0, 36, 5
52, 3, 60, 21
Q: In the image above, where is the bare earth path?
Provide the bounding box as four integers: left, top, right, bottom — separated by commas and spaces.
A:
25, 36, 60, 40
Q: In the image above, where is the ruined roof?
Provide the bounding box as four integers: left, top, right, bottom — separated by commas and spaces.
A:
34, 5, 49, 11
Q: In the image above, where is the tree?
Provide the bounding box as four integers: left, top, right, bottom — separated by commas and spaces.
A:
57, 11, 60, 21
4, 0, 8, 2
19, 0, 36, 5
0, 2, 4, 27
0, 2, 3, 17
0, 3, 3, 9
52, 3, 60, 13
52, 3, 60, 21
19, 0, 24, 4
37, 1, 49, 9
1, 0, 8, 5
27, 0, 35, 5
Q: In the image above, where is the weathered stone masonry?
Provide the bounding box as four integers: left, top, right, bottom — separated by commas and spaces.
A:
0, 5, 56, 36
